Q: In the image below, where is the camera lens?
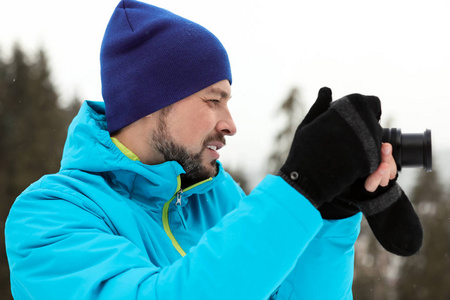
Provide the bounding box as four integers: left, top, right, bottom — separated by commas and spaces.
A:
382, 128, 432, 172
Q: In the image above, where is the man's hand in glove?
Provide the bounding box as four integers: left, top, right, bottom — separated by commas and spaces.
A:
278, 87, 383, 207
279, 87, 423, 257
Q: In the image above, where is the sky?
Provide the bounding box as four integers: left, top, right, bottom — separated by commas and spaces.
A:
1, 0, 449, 185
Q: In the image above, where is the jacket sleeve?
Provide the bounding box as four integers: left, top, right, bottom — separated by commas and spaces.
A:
6, 175, 325, 300
276, 213, 362, 300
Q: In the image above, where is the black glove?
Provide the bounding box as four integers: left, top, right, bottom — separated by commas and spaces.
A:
278, 87, 383, 208
301, 88, 423, 256
324, 176, 423, 256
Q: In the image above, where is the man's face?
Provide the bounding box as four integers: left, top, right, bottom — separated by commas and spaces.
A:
150, 80, 236, 186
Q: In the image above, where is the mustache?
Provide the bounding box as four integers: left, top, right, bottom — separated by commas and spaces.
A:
203, 133, 226, 147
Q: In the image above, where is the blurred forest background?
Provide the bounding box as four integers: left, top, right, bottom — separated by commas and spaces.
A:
0, 45, 449, 299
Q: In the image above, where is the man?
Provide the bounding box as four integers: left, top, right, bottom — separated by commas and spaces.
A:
5, 0, 422, 299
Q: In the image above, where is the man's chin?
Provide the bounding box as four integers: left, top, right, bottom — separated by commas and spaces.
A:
181, 161, 217, 188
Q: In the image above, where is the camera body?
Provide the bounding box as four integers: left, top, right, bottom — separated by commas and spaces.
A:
382, 128, 432, 172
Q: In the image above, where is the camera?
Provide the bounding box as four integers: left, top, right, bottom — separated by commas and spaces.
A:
382, 128, 432, 172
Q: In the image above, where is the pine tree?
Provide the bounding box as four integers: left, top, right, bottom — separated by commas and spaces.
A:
396, 168, 450, 300
225, 168, 251, 195
353, 218, 401, 299
0, 44, 80, 299
267, 87, 305, 173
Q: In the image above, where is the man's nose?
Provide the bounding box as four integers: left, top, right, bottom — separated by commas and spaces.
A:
217, 110, 237, 136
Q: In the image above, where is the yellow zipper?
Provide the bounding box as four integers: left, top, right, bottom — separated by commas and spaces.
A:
162, 176, 213, 257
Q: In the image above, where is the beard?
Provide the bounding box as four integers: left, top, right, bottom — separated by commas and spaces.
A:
151, 112, 225, 188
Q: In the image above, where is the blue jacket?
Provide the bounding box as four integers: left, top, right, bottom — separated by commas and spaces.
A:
5, 101, 362, 299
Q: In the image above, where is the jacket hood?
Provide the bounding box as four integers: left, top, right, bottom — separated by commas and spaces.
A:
60, 101, 225, 205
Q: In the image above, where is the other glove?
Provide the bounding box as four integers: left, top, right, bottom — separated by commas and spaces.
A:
327, 175, 423, 256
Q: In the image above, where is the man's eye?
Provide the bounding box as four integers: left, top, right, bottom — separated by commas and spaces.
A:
208, 99, 220, 104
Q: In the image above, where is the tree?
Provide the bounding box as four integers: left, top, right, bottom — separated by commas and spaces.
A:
267, 87, 305, 173
396, 168, 450, 300
0, 44, 80, 300
226, 168, 251, 195
352, 217, 401, 299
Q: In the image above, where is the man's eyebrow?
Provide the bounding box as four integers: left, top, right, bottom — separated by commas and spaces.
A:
205, 87, 231, 100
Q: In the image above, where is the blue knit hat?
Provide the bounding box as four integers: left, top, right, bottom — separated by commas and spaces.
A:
101, 0, 232, 133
